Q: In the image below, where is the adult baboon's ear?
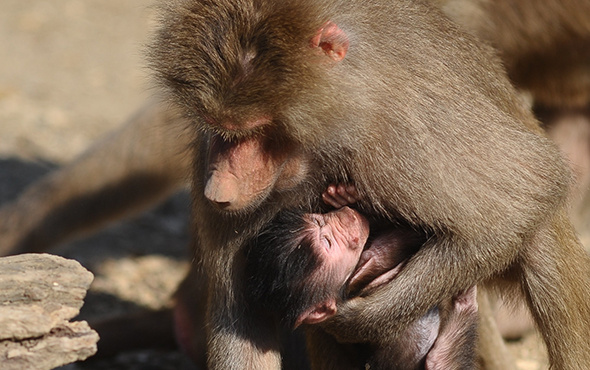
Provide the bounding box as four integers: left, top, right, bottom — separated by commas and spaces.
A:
310, 21, 349, 62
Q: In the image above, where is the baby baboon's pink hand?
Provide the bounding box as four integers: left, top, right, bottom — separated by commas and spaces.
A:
322, 183, 359, 208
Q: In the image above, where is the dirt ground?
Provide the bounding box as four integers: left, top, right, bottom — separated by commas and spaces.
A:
0, 1, 549, 369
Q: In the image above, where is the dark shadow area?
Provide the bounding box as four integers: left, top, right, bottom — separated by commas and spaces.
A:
0, 157, 191, 263
69, 352, 198, 370
0, 157, 57, 201
58, 184, 191, 267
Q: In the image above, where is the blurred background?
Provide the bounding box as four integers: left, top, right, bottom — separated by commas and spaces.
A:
0, 2, 194, 368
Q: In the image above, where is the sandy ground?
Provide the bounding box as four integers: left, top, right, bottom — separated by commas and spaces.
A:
0, 1, 548, 369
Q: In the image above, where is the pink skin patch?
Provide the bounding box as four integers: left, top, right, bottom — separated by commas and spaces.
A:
307, 207, 369, 284
354, 261, 406, 295
310, 21, 349, 62
347, 240, 410, 296
204, 133, 278, 210
319, 185, 406, 296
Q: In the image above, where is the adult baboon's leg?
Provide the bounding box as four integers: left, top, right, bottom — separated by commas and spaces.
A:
0, 101, 191, 255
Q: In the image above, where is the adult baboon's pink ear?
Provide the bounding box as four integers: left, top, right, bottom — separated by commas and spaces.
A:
310, 21, 349, 62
